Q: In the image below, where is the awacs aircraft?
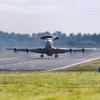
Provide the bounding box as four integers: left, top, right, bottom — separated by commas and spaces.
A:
6, 35, 96, 58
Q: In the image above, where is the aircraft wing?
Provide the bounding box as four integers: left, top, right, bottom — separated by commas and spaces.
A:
52, 48, 69, 54
52, 48, 96, 54
29, 48, 44, 53
6, 47, 96, 54
6, 48, 44, 54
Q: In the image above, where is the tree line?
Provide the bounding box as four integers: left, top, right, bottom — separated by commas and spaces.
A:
0, 31, 100, 48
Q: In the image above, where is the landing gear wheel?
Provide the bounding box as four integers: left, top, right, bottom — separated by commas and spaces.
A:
40, 54, 44, 58
55, 54, 58, 59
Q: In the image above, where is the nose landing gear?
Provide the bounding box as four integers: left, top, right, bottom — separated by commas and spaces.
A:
55, 54, 58, 59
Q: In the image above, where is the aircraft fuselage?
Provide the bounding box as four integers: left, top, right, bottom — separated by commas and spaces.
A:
44, 38, 54, 56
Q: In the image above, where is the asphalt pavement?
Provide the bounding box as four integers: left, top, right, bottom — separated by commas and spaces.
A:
0, 49, 100, 71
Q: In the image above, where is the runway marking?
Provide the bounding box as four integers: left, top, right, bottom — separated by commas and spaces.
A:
0, 57, 20, 61
44, 56, 100, 72
11, 68, 17, 71
0, 60, 34, 67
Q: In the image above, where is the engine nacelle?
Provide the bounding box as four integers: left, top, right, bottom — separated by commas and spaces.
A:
82, 48, 85, 53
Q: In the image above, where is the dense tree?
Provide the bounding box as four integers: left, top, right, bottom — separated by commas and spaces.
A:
0, 31, 100, 48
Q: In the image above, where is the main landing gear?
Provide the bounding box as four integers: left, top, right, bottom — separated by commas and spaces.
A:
40, 54, 44, 58
55, 54, 58, 59
40, 54, 58, 59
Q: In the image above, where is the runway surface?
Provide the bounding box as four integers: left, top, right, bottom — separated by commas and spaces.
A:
0, 49, 100, 72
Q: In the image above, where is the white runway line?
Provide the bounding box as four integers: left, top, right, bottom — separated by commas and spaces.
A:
0, 60, 34, 67
11, 69, 17, 71
0, 57, 20, 61
44, 56, 100, 72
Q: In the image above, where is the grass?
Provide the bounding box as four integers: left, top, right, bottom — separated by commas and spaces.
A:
0, 52, 100, 100
64, 59, 100, 71
0, 72, 100, 100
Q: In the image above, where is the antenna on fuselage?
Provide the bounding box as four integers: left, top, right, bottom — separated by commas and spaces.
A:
40, 36, 53, 40
40, 35, 59, 41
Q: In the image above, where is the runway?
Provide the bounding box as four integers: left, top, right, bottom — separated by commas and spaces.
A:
0, 49, 100, 72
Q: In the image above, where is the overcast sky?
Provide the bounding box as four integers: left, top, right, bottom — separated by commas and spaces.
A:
0, 0, 100, 34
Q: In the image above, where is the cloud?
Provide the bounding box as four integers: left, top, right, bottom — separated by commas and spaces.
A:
0, 0, 100, 16
0, 4, 18, 13
0, 3, 67, 15
0, 0, 29, 5
0, 0, 74, 15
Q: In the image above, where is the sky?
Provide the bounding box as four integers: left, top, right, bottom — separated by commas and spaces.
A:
0, 0, 100, 34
